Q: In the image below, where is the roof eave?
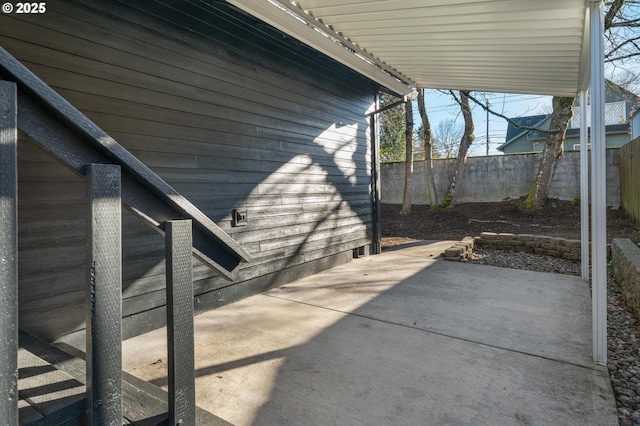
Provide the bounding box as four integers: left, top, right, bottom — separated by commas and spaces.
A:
226, 0, 414, 96
577, 5, 592, 94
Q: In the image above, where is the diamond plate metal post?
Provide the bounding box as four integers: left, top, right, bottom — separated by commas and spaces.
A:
0, 81, 18, 426
86, 163, 122, 425
165, 220, 195, 426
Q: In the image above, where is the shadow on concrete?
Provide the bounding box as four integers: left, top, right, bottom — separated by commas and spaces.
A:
123, 241, 617, 425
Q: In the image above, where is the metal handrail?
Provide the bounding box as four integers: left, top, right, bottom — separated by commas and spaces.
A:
0, 47, 250, 279
0, 46, 236, 424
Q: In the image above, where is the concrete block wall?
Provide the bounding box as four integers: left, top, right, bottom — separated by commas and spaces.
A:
381, 149, 620, 208
612, 238, 640, 320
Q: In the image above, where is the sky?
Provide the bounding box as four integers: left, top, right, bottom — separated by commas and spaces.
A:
415, 90, 552, 156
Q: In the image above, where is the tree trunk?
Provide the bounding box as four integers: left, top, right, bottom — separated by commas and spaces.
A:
521, 2, 621, 209
417, 89, 438, 206
524, 96, 574, 209
442, 91, 474, 208
400, 100, 414, 214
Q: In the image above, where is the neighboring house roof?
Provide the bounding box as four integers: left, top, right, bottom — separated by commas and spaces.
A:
498, 114, 550, 151
503, 114, 549, 141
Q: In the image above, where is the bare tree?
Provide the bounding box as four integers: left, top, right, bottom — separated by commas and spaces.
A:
523, 96, 574, 208
606, 0, 640, 94
400, 99, 414, 214
460, 1, 634, 208
441, 91, 474, 208
523, 0, 630, 208
416, 89, 438, 206
433, 119, 464, 159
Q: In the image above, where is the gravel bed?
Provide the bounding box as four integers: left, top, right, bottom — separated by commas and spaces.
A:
468, 246, 582, 276
608, 274, 640, 426
467, 247, 640, 426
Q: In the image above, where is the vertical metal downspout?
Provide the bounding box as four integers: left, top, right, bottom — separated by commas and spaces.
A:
580, 90, 590, 282
371, 94, 382, 254
0, 81, 18, 426
590, 0, 607, 365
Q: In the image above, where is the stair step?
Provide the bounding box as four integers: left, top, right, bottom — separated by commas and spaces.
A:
19, 331, 231, 426
18, 346, 85, 425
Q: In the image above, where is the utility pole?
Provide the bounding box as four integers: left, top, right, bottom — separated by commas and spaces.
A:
486, 99, 490, 156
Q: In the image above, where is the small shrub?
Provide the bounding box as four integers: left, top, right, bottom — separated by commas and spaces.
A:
572, 196, 581, 206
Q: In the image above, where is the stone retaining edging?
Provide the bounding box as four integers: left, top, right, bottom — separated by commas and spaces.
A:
612, 238, 640, 321
442, 237, 475, 261
442, 232, 615, 263
474, 232, 582, 260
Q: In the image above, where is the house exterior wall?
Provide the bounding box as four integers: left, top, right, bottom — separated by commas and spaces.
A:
503, 131, 630, 154
2, 1, 377, 341
501, 116, 551, 154
633, 113, 640, 139
500, 137, 544, 154
565, 132, 630, 150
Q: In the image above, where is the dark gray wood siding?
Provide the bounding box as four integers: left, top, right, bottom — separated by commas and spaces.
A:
1, 0, 377, 341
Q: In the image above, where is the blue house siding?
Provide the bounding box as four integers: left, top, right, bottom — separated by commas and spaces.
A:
1, 0, 379, 342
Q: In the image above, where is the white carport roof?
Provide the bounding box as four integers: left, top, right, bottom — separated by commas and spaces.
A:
226, 0, 591, 97
227, 0, 609, 366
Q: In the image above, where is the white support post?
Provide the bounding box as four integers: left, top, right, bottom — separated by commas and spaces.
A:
579, 90, 589, 282
590, 0, 607, 365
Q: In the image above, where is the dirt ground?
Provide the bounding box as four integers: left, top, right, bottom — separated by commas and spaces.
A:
381, 199, 640, 249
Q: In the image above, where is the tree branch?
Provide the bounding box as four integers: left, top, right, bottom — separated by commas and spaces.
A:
465, 92, 554, 134
604, 35, 640, 58
608, 20, 640, 27
448, 90, 462, 107
604, 0, 626, 31
606, 51, 640, 62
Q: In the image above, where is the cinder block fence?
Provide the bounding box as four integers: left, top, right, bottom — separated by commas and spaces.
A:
381, 150, 621, 208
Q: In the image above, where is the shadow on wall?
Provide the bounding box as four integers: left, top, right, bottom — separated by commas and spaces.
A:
12, 0, 379, 344
17, 112, 374, 342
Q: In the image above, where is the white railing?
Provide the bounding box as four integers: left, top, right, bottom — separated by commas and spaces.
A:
571, 101, 626, 128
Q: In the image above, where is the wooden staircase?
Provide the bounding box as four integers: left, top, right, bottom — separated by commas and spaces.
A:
0, 46, 249, 425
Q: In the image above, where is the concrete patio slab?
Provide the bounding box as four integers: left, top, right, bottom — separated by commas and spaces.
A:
122, 240, 617, 426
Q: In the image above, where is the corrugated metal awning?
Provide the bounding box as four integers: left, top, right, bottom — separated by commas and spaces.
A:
226, 0, 591, 97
